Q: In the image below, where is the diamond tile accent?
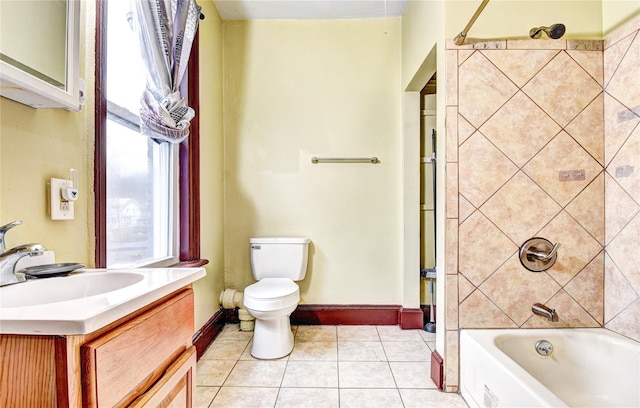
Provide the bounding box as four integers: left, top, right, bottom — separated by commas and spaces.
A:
524, 131, 603, 207
607, 125, 640, 203
523, 52, 602, 127
539, 211, 603, 286
459, 290, 517, 328
458, 195, 475, 224
604, 253, 638, 322
603, 93, 639, 166
481, 50, 559, 87
458, 50, 474, 65
458, 274, 475, 303
605, 35, 640, 109
459, 133, 518, 207
480, 254, 562, 326
604, 172, 640, 244
458, 211, 518, 287
567, 50, 604, 85
605, 299, 640, 340
606, 213, 640, 293
458, 52, 518, 127
565, 93, 605, 165
564, 252, 604, 324
481, 171, 561, 244
565, 173, 605, 245
480, 92, 561, 167
458, 114, 475, 145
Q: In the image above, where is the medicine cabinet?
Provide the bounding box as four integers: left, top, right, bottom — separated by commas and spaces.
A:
0, 0, 84, 111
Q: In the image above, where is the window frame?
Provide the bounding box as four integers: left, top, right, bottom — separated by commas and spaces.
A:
95, 0, 204, 268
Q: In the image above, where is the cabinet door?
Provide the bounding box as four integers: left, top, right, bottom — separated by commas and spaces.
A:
81, 289, 194, 407
129, 346, 196, 408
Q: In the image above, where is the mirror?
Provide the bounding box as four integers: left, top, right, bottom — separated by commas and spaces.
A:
0, 0, 83, 111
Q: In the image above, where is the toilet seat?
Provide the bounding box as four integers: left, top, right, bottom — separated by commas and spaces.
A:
243, 278, 299, 312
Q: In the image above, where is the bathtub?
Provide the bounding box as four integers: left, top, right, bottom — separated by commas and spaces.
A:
460, 328, 640, 408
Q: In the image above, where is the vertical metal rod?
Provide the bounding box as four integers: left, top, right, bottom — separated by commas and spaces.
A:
454, 0, 491, 45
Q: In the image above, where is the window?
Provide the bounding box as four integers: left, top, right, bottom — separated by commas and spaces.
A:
96, 0, 202, 268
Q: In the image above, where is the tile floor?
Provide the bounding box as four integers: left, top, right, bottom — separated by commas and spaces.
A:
196, 324, 469, 408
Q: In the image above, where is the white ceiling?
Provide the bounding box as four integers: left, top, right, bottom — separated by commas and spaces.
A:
213, 0, 408, 20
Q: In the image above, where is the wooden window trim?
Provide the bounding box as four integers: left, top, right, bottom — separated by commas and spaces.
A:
94, 1, 205, 268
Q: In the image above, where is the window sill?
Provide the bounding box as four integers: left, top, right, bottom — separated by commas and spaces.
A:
173, 259, 209, 268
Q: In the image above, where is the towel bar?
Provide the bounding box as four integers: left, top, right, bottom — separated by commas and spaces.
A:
311, 157, 379, 164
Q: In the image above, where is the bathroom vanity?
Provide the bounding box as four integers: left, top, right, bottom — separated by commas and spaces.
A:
0, 267, 205, 407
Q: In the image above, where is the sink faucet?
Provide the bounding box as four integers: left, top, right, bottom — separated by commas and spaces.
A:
532, 303, 559, 322
0, 220, 22, 253
0, 243, 47, 286
0, 221, 47, 286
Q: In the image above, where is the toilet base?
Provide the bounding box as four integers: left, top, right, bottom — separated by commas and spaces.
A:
250, 315, 294, 359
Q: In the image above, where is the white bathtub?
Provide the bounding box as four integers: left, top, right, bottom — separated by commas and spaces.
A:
460, 328, 640, 408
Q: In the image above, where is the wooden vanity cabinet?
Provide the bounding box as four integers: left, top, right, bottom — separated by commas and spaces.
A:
0, 287, 197, 408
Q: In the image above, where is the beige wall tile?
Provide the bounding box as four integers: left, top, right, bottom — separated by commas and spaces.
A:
446, 106, 458, 162
445, 275, 459, 330
565, 93, 605, 165
458, 211, 518, 286
564, 252, 605, 324
565, 173, 605, 245
481, 50, 559, 87
446, 163, 458, 219
459, 290, 517, 328
445, 219, 458, 275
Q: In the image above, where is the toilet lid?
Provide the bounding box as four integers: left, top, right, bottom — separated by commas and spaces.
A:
245, 278, 298, 300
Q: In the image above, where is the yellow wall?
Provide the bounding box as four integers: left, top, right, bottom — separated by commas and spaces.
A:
222, 18, 404, 304
0, 1, 225, 332
445, 0, 603, 40
602, 0, 640, 35
192, 1, 226, 330
0, 1, 95, 265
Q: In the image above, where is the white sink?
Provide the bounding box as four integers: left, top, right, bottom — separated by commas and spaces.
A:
0, 272, 144, 307
0, 267, 206, 335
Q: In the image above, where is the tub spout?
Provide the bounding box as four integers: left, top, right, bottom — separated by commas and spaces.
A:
532, 303, 558, 322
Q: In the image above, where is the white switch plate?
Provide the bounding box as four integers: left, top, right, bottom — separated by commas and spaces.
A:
49, 178, 74, 220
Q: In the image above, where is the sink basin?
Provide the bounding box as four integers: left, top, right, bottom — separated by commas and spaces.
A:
0, 272, 144, 308
0, 267, 206, 335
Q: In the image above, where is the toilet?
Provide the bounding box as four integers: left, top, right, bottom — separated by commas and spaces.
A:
243, 237, 310, 359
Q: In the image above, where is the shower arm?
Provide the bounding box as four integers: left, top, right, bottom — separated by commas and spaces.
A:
454, 0, 490, 46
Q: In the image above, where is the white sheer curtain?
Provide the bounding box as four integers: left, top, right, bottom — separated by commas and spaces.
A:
130, 0, 201, 143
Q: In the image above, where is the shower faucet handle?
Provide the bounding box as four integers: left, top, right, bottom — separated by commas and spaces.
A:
527, 242, 560, 261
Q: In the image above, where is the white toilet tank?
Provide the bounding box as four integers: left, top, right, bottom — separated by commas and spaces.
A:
250, 237, 310, 281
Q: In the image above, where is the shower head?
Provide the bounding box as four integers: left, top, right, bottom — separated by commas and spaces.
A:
529, 23, 566, 39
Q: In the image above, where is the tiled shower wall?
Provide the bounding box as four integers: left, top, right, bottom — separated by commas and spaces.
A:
444, 17, 639, 391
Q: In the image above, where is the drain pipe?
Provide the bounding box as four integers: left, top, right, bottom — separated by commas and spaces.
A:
220, 288, 255, 331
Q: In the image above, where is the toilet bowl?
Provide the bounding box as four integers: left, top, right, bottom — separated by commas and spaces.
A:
243, 237, 310, 359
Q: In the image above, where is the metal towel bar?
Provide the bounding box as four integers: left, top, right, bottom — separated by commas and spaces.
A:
311, 157, 379, 164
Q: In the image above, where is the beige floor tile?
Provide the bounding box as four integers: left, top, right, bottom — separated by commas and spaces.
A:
376, 326, 424, 342
281, 361, 338, 388
276, 388, 339, 408
389, 361, 436, 389
399, 388, 470, 408
195, 386, 218, 408
419, 329, 437, 342
295, 325, 337, 341
196, 360, 236, 386
382, 341, 431, 361
338, 362, 396, 388
201, 340, 250, 360
337, 325, 381, 342
337, 341, 387, 361
239, 340, 291, 361
209, 387, 279, 408
340, 388, 404, 408
216, 324, 254, 342
224, 360, 287, 387
289, 341, 337, 361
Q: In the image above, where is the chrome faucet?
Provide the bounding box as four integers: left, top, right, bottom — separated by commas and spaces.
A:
0, 220, 22, 253
0, 243, 47, 286
532, 303, 559, 322
0, 220, 47, 286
